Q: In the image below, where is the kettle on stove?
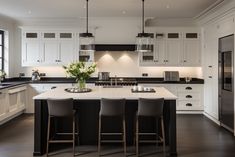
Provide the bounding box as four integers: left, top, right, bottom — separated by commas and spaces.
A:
32, 69, 41, 81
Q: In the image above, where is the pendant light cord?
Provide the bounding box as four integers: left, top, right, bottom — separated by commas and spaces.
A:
142, 0, 145, 34
86, 0, 89, 34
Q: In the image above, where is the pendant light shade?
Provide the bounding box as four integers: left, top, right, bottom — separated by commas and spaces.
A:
79, 0, 95, 51
136, 0, 154, 52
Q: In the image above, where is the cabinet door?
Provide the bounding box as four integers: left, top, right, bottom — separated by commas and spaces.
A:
58, 41, 75, 64
165, 40, 181, 66
0, 90, 7, 121
139, 51, 155, 66
154, 39, 165, 65
22, 41, 41, 66
18, 89, 27, 108
183, 40, 201, 66
42, 41, 58, 64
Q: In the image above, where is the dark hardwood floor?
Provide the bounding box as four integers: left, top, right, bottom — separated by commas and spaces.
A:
0, 114, 235, 157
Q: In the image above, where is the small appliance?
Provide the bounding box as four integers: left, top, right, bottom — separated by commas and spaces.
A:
163, 71, 180, 82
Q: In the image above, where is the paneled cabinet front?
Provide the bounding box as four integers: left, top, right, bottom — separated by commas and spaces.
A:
22, 30, 77, 67
139, 31, 201, 67
0, 86, 27, 124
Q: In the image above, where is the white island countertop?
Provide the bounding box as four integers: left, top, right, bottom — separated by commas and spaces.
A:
33, 86, 177, 100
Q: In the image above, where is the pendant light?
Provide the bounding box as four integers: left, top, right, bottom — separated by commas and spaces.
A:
79, 0, 95, 51
136, 0, 154, 52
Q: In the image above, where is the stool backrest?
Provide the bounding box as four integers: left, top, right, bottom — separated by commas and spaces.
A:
138, 98, 164, 117
47, 98, 74, 117
100, 98, 125, 116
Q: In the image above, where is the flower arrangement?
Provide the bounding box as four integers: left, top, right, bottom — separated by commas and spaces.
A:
0, 70, 6, 83
63, 62, 96, 89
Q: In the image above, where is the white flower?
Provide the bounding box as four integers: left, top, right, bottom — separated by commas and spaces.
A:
0, 70, 6, 78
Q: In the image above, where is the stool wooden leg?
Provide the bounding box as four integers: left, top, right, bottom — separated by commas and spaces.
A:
161, 117, 166, 156
73, 116, 75, 156
136, 116, 139, 157
46, 116, 51, 157
123, 117, 126, 156
98, 116, 101, 156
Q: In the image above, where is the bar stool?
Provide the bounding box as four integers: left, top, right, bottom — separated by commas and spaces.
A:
135, 98, 165, 156
46, 98, 79, 157
98, 98, 126, 156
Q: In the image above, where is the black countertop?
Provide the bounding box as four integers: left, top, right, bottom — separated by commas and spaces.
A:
0, 77, 204, 90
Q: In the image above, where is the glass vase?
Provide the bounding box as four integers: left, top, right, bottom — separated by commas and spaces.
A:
77, 78, 86, 90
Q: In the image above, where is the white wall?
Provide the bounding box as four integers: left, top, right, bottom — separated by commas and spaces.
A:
96, 51, 202, 78
0, 14, 17, 77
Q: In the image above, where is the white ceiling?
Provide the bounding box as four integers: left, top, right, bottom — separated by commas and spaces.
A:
0, 0, 224, 19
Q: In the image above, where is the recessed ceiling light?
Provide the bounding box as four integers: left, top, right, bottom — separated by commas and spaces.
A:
122, 10, 126, 14
166, 4, 170, 9
28, 10, 32, 14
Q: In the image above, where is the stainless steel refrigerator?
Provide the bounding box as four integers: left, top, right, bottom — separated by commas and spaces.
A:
219, 34, 234, 133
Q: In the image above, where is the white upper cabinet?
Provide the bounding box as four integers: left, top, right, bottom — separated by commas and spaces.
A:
154, 39, 166, 65
59, 40, 76, 64
22, 30, 78, 66
22, 41, 41, 66
139, 29, 201, 67
165, 39, 182, 66
42, 40, 58, 64
181, 33, 201, 66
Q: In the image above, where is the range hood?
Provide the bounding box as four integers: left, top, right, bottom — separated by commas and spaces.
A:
95, 44, 136, 51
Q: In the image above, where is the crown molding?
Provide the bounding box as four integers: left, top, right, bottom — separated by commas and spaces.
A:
195, 0, 235, 25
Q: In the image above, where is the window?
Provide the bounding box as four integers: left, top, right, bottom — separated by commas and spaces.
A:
0, 30, 4, 71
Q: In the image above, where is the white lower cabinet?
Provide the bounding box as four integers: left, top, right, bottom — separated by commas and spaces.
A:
139, 83, 203, 111
27, 83, 97, 113
0, 85, 27, 124
177, 84, 203, 111
0, 89, 7, 122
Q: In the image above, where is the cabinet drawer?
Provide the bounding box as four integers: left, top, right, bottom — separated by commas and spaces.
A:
178, 93, 200, 100
177, 100, 203, 111
178, 85, 201, 92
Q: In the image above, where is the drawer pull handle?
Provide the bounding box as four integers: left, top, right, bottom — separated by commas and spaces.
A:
185, 87, 192, 90
186, 95, 192, 98
186, 103, 192, 107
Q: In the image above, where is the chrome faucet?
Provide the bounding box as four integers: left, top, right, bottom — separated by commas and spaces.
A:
115, 75, 117, 86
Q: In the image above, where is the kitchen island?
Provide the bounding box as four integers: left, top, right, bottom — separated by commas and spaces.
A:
33, 86, 177, 156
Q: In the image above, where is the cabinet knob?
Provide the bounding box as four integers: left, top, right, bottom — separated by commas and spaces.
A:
37, 60, 40, 62
186, 103, 192, 107
185, 87, 192, 90
186, 95, 193, 98
58, 60, 61, 62
166, 60, 168, 62
55, 60, 58, 62
209, 76, 212, 78
184, 60, 187, 62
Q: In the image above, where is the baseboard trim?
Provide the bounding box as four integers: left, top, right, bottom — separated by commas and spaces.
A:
0, 111, 24, 126
203, 112, 220, 125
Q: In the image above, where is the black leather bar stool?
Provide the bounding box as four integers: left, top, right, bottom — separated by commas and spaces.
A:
135, 98, 165, 156
46, 98, 79, 157
98, 98, 126, 156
